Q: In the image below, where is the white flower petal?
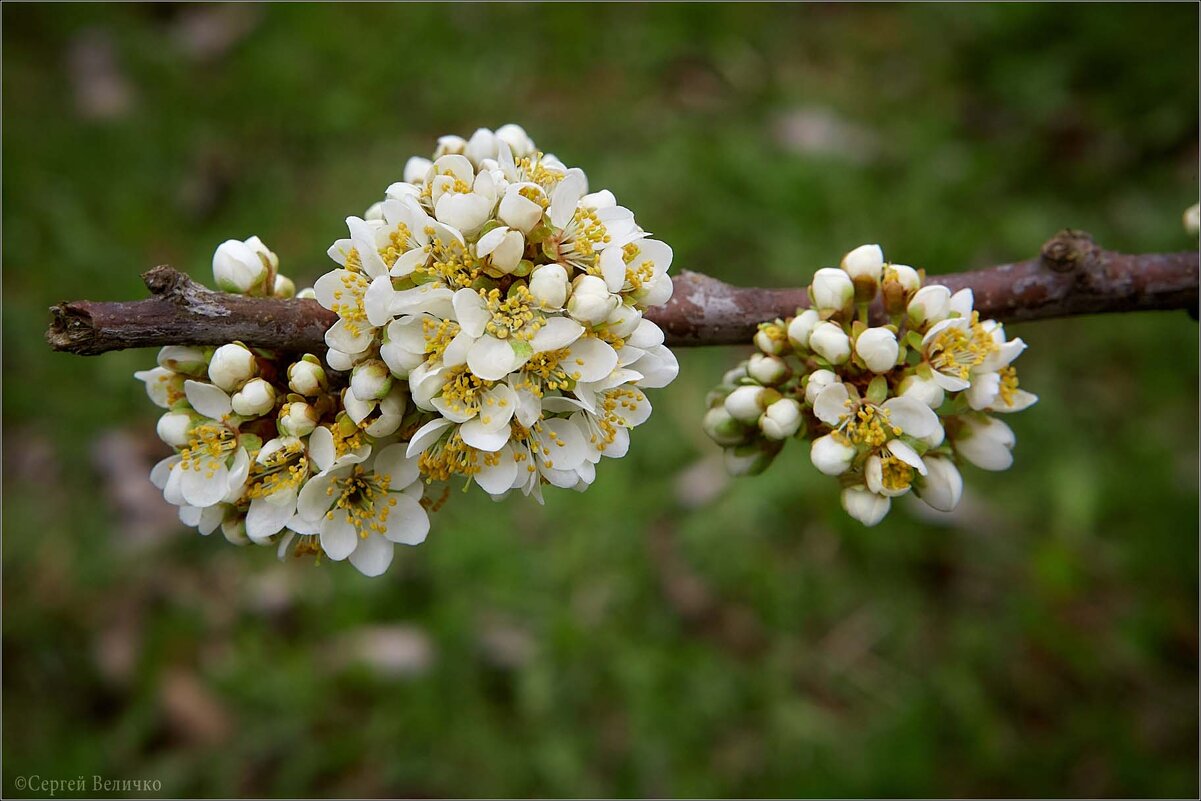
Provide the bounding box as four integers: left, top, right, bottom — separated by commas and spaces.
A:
320, 512, 358, 561
246, 495, 296, 543
460, 418, 511, 452
886, 439, 927, 474
405, 418, 455, 458
813, 383, 851, 427
184, 380, 232, 420
383, 492, 430, 545
373, 443, 421, 489
880, 396, 940, 438
530, 316, 584, 353
467, 335, 528, 381
347, 533, 394, 577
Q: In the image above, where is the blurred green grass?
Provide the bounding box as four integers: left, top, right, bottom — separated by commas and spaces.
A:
3, 3, 1197, 797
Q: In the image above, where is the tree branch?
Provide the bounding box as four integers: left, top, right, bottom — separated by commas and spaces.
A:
46, 231, 1198, 356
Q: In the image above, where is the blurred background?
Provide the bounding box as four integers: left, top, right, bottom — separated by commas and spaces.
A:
3, 3, 1198, 797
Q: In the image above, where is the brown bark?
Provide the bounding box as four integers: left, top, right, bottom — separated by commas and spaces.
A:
46, 231, 1198, 356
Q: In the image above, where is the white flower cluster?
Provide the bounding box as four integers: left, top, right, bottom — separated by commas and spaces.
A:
135, 127, 677, 576
316, 124, 677, 500
702, 244, 1036, 525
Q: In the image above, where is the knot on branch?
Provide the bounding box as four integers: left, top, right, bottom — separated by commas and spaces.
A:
1040, 229, 1099, 274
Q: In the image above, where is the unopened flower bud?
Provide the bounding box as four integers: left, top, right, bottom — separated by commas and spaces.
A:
350, 359, 393, 401
567, 275, 618, 326
278, 401, 320, 437
881, 264, 920, 314
746, 353, 790, 386
476, 225, 525, 274
702, 406, 751, 446
496, 123, 535, 158
288, 356, 328, 396
787, 309, 820, 351
916, 456, 963, 512
364, 201, 386, 222
810, 434, 855, 475
156, 411, 194, 448
272, 274, 296, 299
213, 237, 274, 295
753, 322, 788, 356
898, 373, 944, 409
157, 345, 209, 377
231, 378, 276, 417
404, 156, 432, 184
759, 398, 802, 440
723, 441, 779, 477
296, 287, 317, 300
907, 285, 951, 327
433, 135, 466, 158
724, 385, 777, 423
953, 415, 1015, 471
208, 343, 257, 392
811, 268, 854, 312
529, 263, 569, 310
808, 322, 851, 364
855, 327, 899, 373
499, 183, 546, 233
841, 485, 890, 526
804, 369, 839, 405
604, 304, 643, 338
222, 514, 250, 546
841, 243, 884, 301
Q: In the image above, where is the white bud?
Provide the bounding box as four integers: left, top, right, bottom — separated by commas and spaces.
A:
953, 415, 1015, 471
404, 156, 432, 184
231, 378, 276, 417
271, 274, 295, 299
840, 244, 884, 284
567, 275, 618, 325
916, 456, 963, 512
787, 309, 820, 351
841, 485, 890, 526
604, 304, 643, 338
702, 405, 750, 446
810, 434, 855, 476
433, 135, 466, 157
496, 124, 535, 158
759, 398, 802, 440
528, 263, 569, 310
213, 237, 274, 295
476, 226, 525, 274
222, 514, 249, 546
811, 268, 853, 312
364, 201, 386, 222
753, 324, 788, 356
724, 385, 771, 424
746, 353, 790, 386
808, 321, 851, 364
804, 369, 839, 406
898, 373, 945, 409
350, 359, 393, 401
886, 264, 921, 293
855, 327, 899, 373
157, 345, 209, 377
295, 287, 316, 300
464, 128, 499, 165
156, 411, 193, 448
907, 285, 951, 327
208, 343, 257, 392
278, 401, 319, 438
288, 358, 328, 396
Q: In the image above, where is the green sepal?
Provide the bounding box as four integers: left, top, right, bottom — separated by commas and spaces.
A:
866, 375, 888, 405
